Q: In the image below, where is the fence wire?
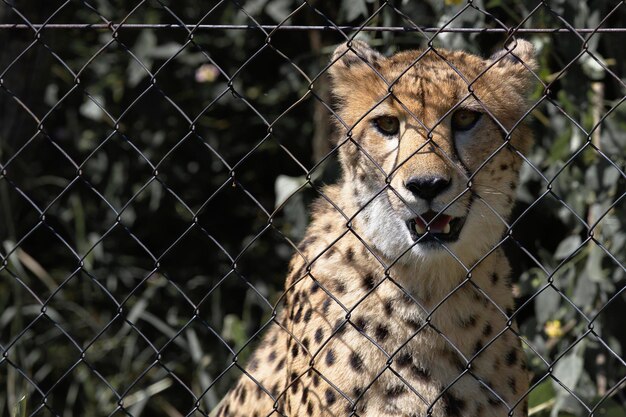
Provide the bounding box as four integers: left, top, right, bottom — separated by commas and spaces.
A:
0, 1, 625, 417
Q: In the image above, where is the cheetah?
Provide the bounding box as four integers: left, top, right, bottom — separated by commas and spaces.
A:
213, 39, 538, 417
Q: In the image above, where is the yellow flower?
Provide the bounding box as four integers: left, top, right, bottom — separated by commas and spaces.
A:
545, 320, 564, 339
195, 64, 219, 83
445, 0, 465, 5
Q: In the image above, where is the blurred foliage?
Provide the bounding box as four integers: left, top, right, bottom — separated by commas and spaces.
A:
0, 0, 625, 416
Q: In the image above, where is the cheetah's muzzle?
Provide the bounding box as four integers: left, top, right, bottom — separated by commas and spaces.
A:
406, 210, 466, 243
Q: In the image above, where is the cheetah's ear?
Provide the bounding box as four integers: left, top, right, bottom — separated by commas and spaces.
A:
328, 40, 386, 81
489, 39, 538, 94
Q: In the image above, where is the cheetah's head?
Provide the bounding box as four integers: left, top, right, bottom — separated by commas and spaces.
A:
328, 39, 538, 267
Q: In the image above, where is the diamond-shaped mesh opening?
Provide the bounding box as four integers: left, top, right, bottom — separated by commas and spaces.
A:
1, 1, 626, 416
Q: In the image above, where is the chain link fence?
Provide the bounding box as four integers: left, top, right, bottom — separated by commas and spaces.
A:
0, 1, 625, 416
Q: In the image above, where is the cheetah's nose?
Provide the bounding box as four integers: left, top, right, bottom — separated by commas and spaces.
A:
405, 176, 450, 201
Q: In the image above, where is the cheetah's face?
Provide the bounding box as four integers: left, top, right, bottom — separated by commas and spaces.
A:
328, 40, 537, 265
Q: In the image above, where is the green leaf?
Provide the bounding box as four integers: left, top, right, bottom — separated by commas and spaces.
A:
342, 0, 368, 21
11, 395, 27, 417
553, 351, 584, 390
552, 348, 586, 416
602, 166, 621, 188
223, 314, 247, 347
265, 0, 291, 22
274, 175, 306, 209
554, 235, 582, 260
529, 379, 556, 410
592, 397, 626, 416
145, 42, 184, 59
79, 95, 106, 121
580, 53, 606, 80
585, 243, 605, 283
573, 272, 597, 309
535, 287, 561, 324
127, 30, 156, 87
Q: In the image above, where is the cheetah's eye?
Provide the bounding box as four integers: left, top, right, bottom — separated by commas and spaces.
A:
373, 116, 400, 136
451, 109, 482, 132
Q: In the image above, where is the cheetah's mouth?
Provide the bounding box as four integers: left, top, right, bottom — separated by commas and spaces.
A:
406, 211, 466, 243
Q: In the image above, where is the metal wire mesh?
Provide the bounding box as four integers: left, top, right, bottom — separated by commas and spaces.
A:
0, 1, 625, 416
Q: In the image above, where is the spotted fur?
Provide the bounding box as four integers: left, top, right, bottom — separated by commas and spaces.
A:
214, 39, 537, 417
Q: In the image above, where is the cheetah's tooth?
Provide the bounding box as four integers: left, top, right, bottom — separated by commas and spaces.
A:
414, 222, 425, 235
443, 223, 451, 234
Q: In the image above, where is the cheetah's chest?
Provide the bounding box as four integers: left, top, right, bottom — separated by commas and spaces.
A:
281, 258, 526, 417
